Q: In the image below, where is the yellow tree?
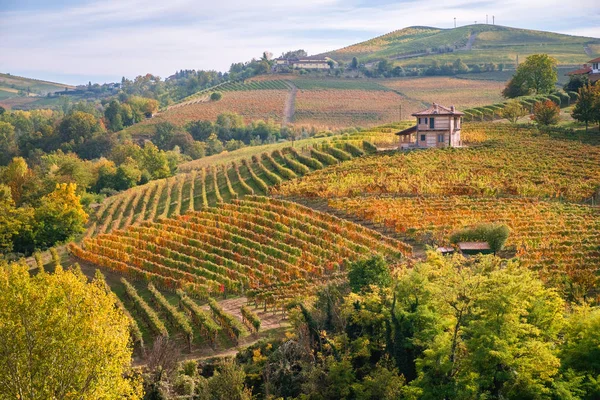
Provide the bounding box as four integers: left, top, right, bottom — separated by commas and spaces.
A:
0, 262, 142, 399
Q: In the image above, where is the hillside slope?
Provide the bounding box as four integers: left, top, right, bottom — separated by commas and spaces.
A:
0, 73, 74, 109
321, 24, 600, 66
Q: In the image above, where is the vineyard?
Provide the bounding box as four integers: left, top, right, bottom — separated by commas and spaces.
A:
70, 196, 411, 351
329, 196, 600, 302
84, 140, 379, 238
276, 123, 600, 202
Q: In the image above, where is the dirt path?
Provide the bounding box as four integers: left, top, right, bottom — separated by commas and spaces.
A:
464, 32, 476, 50
584, 45, 592, 56
283, 80, 297, 126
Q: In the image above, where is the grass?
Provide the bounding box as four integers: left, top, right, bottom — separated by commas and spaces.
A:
322, 24, 600, 66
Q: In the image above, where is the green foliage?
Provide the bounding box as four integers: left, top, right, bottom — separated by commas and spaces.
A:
152, 121, 177, 150
503, 54, 558, 98
0, 262, 141, 399
450, 223, 509, 254
501, 99, 528, 124
210, 91, 223, 101
348, 255, 392, 292
572, 83, 600, 131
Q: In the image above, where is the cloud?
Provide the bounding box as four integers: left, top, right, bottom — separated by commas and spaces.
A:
0, 0, 598, 84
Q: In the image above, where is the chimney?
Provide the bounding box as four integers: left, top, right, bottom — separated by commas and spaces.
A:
583, 64, 587, 68
451, 105, 455, 112
433, 103, 438, 113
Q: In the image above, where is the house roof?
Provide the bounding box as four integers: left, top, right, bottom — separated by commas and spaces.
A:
590, 73, 600, 83
412, 103, 464, 116
395, 125, 417, 135
567, 66, 592, 75
458, 242, 491, 251
588, 57, 600, 64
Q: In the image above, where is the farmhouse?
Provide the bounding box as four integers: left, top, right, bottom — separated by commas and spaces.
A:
395, 103, 463, 149
275, 57, 334, 70
565, 57, 600, 83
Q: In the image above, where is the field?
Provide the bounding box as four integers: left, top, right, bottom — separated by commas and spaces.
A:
380, 77, 505, 108
275, 123, 600, 202
329, 196, 600, 302
84, 139, 380, 238
322, 24, 600, 65
0, 73, 73, 95
293, 89, 422, 128
70, 196, 410, 353
126, 90, 289, 136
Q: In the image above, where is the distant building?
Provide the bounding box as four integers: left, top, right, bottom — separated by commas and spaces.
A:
565, 57, 600, 83
275, 57, 334, 70
395, 103, 464, 149
457, 241, 492, 255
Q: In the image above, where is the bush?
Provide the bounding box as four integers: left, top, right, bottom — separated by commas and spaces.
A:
210, 92, 222, 101
531, 100, 561, 126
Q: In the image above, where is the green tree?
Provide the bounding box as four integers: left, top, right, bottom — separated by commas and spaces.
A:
453, 58, 469, 74
504, 54, 558, 97
572, 83, 600, 132
348, 255, 392, 292
531, 99, 561, 126
0, 262, 142, 399
58, 111, 103, 144
34, 182, 88, 248
0, 121, 17, 165
139, 142, 171, 179
186, 120, 214, 141
205, 360, 252, 400
210, 92, 223, 101
351, 57, 359, 70
0, 185, 32, 254
501, 99, 528, 124
153, 121, 177, 150
104, 99, 124, 131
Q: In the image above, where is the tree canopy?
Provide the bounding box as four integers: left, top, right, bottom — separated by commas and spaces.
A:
503, 54, 558, 98
0, 262, 141, 399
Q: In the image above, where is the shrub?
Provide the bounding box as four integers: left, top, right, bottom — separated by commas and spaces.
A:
531, 100, 561, 126
210, 92, 222, 101
450, 223, 510, 255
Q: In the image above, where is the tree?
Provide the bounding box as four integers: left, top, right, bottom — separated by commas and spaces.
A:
572, 83, 600, 132
564, 74, 589, 93
0, 185, 32, 254
139, 142, 171, 179
504, 54, 558, 97
351, 57, 359, 70
0, 262, 141, 399
1, 156, 31, 205
58, 111, 102, 144
34, 182, 88, 248
453, 58, 469, 74
104, 99, 124, 131
210, 92, 223, 101
0, 121, 17, 165
348, 255, 392, 292
407, 253, 564, 399
153, 121, 177, 150
186, 120, 213, 141
531, 100, 561, 126
500, 99, 528, 124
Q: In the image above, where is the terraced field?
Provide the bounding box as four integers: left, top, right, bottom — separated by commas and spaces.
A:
84, 140, 378, 238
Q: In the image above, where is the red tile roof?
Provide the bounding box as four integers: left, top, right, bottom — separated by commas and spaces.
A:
412, 103, 464, 116
567, 66, 592, 75
395, 125, 417, 135
588, 57, 600, 64
590, 73, 600, 83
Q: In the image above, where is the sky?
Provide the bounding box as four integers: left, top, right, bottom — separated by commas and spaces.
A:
0, 0, 599, 85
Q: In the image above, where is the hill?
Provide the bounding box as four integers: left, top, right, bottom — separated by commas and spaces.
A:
321, 24, 600, 66
0, 73, 74, 109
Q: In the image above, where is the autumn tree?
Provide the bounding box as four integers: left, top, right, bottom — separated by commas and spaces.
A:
0, 262, 142, 399
532, 99, 561, 126
500, 99, 528, 124
34, 182, 88, 248
0, 121, 17, 165
572, 83, 600, 132
503, 54, 558, 98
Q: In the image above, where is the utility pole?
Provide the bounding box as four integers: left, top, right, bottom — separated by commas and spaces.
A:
493, 15, 495, 25
454, 17, 456, 28
486, 14, 488, 24
399, 104, 403, 121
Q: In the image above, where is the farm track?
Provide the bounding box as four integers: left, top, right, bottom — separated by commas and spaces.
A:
283, 81, 297, 125
584, 45, 592, 56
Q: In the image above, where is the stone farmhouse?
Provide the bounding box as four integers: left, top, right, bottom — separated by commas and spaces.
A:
395, 103, 464, 149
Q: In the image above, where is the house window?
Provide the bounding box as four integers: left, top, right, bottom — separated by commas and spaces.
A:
420, 134, 426, 141
418, 117, 422, 124
429, 117, 435, 129
438, 134, 444, 142
424, 117, 428, 124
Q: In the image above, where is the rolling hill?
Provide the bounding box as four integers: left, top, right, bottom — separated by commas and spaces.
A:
0, 73, 74, 109
321, 24, 600, 66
